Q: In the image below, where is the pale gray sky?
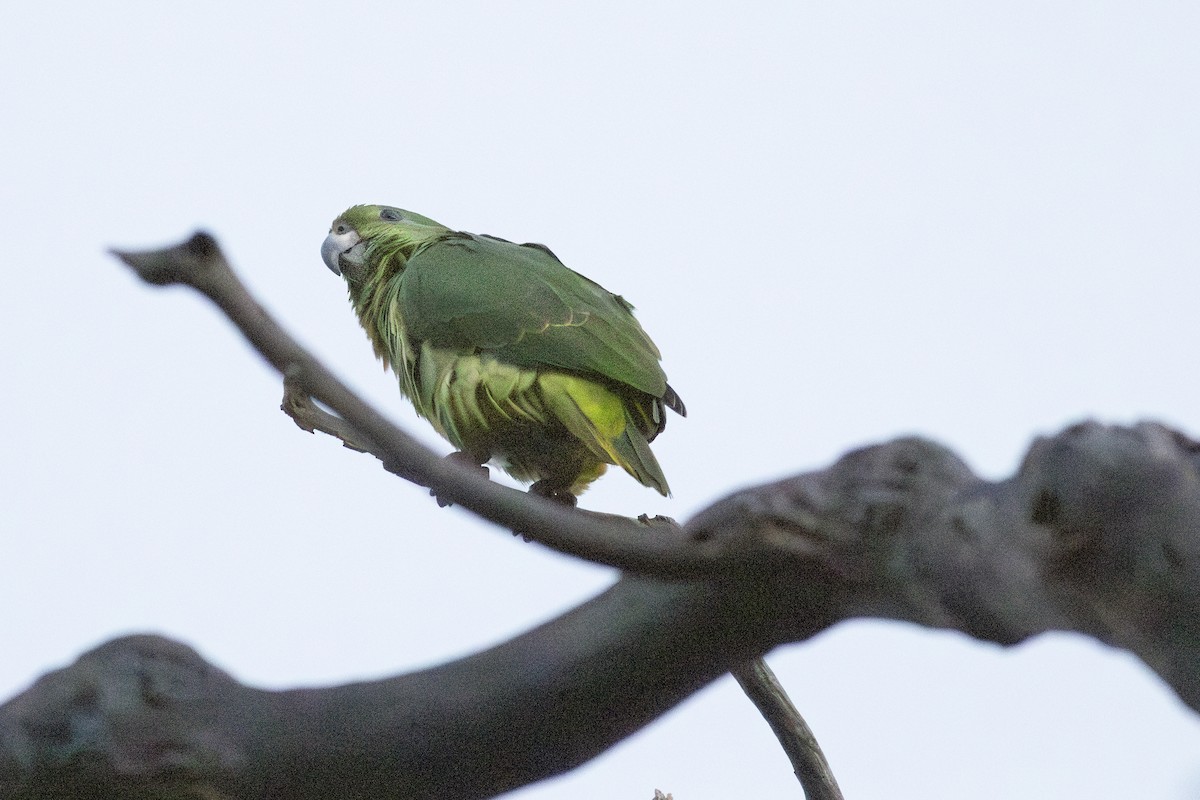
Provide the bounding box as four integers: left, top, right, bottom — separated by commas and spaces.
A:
2, 2, 1198, 797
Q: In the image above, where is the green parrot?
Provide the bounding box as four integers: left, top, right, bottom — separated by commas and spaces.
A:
321, 204, 685, 505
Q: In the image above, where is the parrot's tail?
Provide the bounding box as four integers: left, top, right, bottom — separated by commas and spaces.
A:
537, 373, 671, 496
613, 415, 670, 497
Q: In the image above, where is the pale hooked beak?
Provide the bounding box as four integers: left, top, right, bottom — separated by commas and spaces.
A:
321, 228, 362, 276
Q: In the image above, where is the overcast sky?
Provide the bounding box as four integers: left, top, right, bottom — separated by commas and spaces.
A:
3, 2, 1199, 798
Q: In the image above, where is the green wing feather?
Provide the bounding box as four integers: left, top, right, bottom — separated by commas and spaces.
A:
399, 233, 669, 399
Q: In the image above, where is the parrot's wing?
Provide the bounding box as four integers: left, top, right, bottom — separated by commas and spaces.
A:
400, 233, 669, 398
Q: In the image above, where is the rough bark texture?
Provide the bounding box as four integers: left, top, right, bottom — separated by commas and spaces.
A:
2, 421, 1197, 799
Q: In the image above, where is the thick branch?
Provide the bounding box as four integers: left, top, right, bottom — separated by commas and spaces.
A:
3, 420, 1198, 797
687, 421, 1200, 709
58, 233, 1197, 799
0, 578, 824, 800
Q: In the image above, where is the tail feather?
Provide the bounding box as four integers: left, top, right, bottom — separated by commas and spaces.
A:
539, 373, 671, 495
612, 417, 670, 496
663, 383, 687, 417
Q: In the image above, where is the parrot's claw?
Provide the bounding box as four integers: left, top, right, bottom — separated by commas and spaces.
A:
432, 452, 490, 508
637, 513, 680, 530
528, 480, 579, 508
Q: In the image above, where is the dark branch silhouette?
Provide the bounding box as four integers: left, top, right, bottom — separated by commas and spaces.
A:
1, 233, 1195, 799
732, 660, 844, 800
109, 233, 843, 798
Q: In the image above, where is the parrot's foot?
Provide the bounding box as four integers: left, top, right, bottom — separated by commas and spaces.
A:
528, 480, 579, 507
432, 452, 490, 508
637, 513, 681, 530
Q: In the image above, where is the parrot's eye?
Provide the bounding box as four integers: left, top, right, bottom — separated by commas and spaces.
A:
380, 208, 402, 222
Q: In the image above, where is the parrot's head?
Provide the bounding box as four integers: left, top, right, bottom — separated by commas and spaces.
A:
322, 204, 448, 284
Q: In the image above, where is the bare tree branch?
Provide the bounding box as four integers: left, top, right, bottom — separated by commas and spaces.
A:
686, 423, 1200, 711
28, 232, 1187, 800
280, 366, 373, 454
2, 417, 1198, 797
731, 660, 843, 800
0, 578, 815, 800
111, 233, 842, 798
110, 233, 774, 580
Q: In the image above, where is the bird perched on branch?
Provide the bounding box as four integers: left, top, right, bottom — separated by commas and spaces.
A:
322, 205, 685, 505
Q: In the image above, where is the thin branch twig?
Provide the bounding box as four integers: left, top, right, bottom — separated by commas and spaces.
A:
110, 232, 775, 578
281, 366, 373, 453
732, 659, 844, 800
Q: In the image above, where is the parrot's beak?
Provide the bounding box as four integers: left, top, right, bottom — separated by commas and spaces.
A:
321, 233, 346, 276
323, 228, 370, 280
